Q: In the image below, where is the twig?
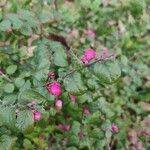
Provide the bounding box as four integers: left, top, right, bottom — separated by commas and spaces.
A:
106, 137, 111, 150
85, 54, 115, 67
62, 54, 115, 79
70, 48, 83, 65
54, 0, 58, 10
0, 72, 12, 82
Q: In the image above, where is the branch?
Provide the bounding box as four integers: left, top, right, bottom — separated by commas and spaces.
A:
0, 71, 12, 82
62, 54, 115, 79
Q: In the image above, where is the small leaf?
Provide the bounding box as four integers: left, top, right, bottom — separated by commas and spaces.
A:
4, 83, 15, 93
71, 121, 80, 135
8, 14, 23, 29
15, 78, 25, 88
91, 128, 104, 139
0, 20, 11, 31
20, 25, 32, 36
53, 49, 68, 67
93, 62, 112, 83
105, 130, 112, 139
6, 65, 17, 75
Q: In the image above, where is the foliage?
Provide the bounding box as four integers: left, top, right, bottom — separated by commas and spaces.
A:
0, 0, 150, 149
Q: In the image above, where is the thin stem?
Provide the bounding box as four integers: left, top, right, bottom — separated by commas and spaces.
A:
1, 72, 12, 82
62, 54, 115, 79
106, 137, 111, 150
70, 48, 83, 65
85, 54, 115, 67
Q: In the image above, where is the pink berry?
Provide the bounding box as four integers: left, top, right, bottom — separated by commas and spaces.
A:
55, 99, 63, 109
48, 71, 55, 79
33, 111, 41, 121
84, 48, 96, 62
69, 95, 76, 102
47, 81, 62, 96
84, 29, 96, 38
111, 123, 119, 133
83, 106, 90, 115
57, 124, 70, 131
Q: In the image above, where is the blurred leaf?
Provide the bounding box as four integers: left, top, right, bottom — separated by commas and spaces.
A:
14, 78, 25, 88
20, 25, 32, 36
6, 65, 17, 75
0, 106, 16, 130
0, 135, 17, 150
53, 48, 68, 67
16, 109, 34, 133
8, 14, 23, 29
19, 89, 47, 103
0, 20, 11, 31
4, 83, 15, 93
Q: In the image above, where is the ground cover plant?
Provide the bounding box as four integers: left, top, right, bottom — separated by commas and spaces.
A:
0, 0, 150, 149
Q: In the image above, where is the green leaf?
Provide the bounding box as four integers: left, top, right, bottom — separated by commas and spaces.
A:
66, 147, 78, 150
18, 10, 34, 21
0, 20, 11, 31
120, 55, 128, 66
4, 83, 15, 93
0, 135, 17, 150
48, 41, 68, 67
84, 112, 101, 125
20, 25, 32, 36
68, 135, 79, 146
129, 0, 145, 17
105, 130, 112, 139
3, 94, 17, 104
6, 65, 17, 75
91, 0, 101, 11
86, 78, 99, 90
93, 62, 112, 83
91, 128, 104, 139
64, 72, 87, 95
92, 60, 121, 84
29, 41, 50, 81
18, 80, 31, 100
8, 14, 23, 29
80, 0, 91, 8
79, 138, 91, 149
53, 49, 68, 67
15, 78, 25, 88
0, 106, 16, 130
39, 13, 52, 23
105, 60, 121, 81
70, 121, 80, 135
23, 138, 34, 150
16, 109, 34, 133
19, 89, 47, 103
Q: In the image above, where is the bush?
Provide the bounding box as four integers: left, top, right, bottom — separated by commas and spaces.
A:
0, 0, 149, 149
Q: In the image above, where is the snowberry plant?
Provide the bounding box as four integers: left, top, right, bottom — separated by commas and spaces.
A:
0, 9, 121, 150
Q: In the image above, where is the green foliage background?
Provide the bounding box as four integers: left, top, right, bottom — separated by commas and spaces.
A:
0, 0, 150, 149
